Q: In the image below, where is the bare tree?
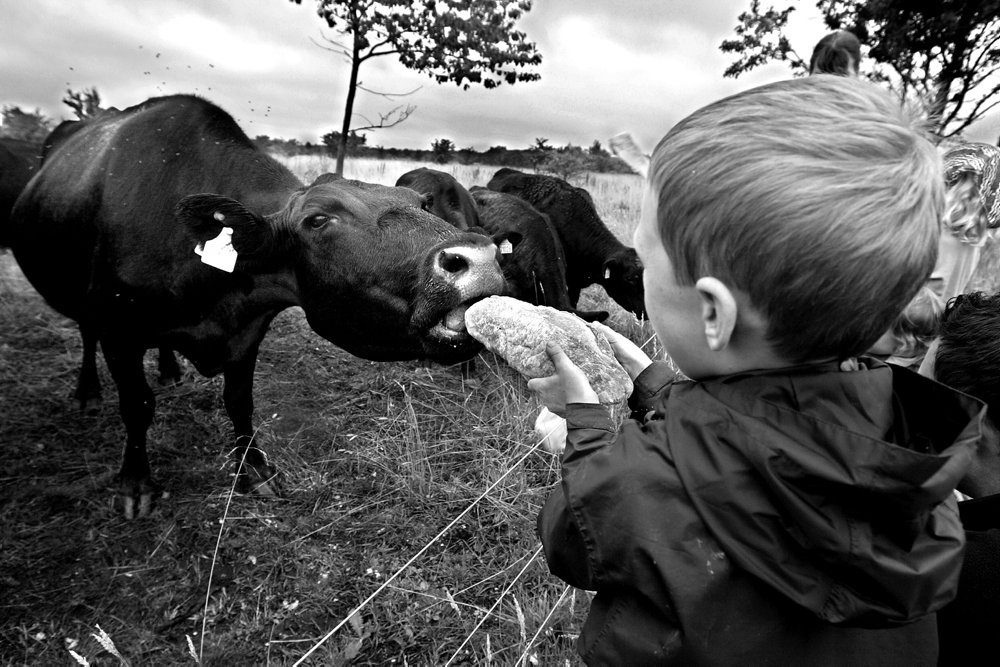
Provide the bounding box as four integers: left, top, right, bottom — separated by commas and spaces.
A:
62, 87, 103, 120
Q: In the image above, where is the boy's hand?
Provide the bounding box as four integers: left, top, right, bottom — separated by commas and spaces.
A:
590, 321, 652, 380
527, 343, 599, 416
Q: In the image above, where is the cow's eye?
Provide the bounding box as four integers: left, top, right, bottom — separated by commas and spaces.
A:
304, 214, 331, 229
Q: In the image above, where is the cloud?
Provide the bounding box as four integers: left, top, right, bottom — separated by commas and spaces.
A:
3, 0, 998, 151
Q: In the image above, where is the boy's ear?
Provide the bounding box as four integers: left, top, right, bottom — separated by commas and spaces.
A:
695, 277, 737, 351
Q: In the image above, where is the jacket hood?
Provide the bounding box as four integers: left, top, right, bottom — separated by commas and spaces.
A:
667, 359, 982, 626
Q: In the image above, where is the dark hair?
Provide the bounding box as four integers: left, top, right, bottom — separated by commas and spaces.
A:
809, 30, 861, 76
936, 291, 1000, 425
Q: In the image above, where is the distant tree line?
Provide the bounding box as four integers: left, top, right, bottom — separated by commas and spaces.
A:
257, 131, 638, 176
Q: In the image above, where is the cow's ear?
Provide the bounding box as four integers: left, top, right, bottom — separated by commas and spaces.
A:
174, 193, 273, 258
491, 230, 523, 254
419, 192, 435, 212
602, 256, 622, 282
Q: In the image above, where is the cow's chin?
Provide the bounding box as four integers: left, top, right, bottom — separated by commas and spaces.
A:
421, 302, 482, 364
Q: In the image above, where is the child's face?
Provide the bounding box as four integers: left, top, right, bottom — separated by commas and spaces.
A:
633, 188, 716, 379
867, 330, 899, 358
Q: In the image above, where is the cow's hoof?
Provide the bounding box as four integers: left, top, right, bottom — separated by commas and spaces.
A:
158, 372, 183, 387
117, 478, 165, 519
78, 395, 102, 416
235, 463, 281, 497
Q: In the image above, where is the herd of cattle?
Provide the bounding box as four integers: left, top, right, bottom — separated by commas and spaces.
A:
0, 94, 645, 518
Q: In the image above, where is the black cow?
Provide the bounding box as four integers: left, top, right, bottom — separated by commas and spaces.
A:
17, 119, 182, 414
8, 94, 506, 517
395, 167, 480, 230
469, 187, 608, 321
487, 168, 645, 318
0, 138, 41, 245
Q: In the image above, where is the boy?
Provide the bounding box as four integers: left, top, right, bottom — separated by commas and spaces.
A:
924, 291, 1000, 666
529, 76, 986, 665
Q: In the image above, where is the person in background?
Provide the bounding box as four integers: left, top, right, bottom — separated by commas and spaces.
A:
921, 291, 1000, 667
529, 75, 984, 666
868, 285, 943, 368
809, 29, 862, 76
918, 142, 1000, 375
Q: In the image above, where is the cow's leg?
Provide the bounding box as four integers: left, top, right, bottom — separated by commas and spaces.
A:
101, 338, 159, 519
223, 347, 279, 496
157, 347, 182, 385
75, 324, 102, 414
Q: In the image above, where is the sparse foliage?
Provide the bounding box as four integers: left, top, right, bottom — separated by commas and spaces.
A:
431, 137, 455, 163
62, 87, 104, 120
288, 0, 542, 175
539, 145, 590, 181
0, 105, 53, 143
530, 136, 553, 168
322, 129, 368, 156
721, 0, 1000, 137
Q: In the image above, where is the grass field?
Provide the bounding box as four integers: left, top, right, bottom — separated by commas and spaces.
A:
0, 157, 656, 666
4, 154, 1000, 666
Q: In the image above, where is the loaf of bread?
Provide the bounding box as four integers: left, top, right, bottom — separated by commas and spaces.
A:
465, 296, 633, 404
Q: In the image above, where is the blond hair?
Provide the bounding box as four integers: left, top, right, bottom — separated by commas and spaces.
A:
944, 171, 991, 246
649, 76, 943, 362
889, 285, 944, 359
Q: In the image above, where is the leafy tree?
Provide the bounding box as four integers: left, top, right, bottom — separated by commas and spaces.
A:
289, 0, 542, 175
63, 87, 104, 120
720, 0, 1000, 138
540, 145, 590, 181
588, 139, 609, 157
530, 136, 553, 167
321, 129, 368, 155
431, 137, 455, 163
0, 105, 53, 143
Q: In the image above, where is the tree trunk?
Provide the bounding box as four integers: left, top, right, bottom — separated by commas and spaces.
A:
336, 37, 363, 176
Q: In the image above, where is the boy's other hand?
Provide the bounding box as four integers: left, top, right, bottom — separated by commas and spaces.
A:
591, 321, 653, 380
527, 343, 599, 416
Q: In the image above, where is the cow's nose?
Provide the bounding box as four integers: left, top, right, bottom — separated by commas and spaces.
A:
437, 249, 471, 277
433, 243, 505, 297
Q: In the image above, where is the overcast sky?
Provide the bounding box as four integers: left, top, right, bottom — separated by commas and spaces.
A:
4, 0, 999, 153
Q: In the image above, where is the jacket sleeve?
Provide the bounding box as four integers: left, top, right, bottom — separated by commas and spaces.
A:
627, 361, 678, 420
537, 403, 618, 590
537, 401, 681, 592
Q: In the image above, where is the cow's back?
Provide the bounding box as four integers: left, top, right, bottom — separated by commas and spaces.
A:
10, 96, 301, 319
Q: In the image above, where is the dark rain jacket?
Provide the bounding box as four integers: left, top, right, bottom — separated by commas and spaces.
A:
937, 494, 1000, 666
538, 359, 984, 666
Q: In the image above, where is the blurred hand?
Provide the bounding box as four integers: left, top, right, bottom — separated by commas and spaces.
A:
527, 343, 599, 416
591, 321, 652, 381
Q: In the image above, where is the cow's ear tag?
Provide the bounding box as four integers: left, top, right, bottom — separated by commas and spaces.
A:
499, 239, 513, 255
194, 219, 238, 273
603, 267, 611, 280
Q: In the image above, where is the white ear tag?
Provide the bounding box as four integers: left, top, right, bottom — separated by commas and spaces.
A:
195, 226, 238, 273
499, 239, 513, 254
603, 267, 611, 280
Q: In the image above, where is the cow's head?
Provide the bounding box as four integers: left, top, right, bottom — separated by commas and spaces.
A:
175, 175, 507, 364
601, 248, 646, 319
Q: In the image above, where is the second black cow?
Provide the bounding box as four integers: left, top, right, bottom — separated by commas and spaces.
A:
395, 167, 480, 230
487, 168, 645, 319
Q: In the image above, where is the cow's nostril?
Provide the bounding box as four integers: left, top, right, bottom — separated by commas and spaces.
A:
439, 251, 469, 275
